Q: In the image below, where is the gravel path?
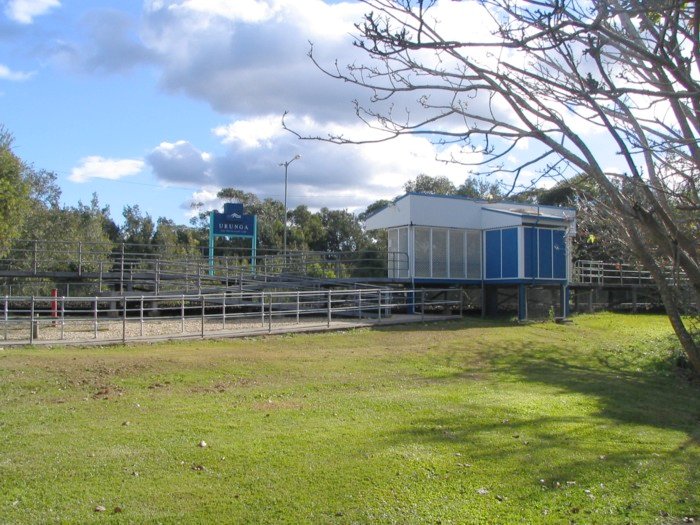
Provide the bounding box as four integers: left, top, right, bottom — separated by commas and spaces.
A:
1, 312, 457, 346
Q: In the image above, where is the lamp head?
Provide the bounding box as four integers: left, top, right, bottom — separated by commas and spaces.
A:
280, 154, 302, 167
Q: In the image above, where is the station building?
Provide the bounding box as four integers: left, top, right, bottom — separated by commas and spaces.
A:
364, 193, 577, 319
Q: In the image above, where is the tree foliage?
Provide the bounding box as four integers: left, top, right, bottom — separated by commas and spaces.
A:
0, 127, 30, 256
295, 0, 700, 369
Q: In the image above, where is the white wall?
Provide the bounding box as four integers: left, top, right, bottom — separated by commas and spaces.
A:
365, 193, 576, 234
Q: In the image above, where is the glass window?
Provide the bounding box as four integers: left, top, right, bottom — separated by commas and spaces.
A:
388, 228, 398, 278
432, 229, 448, 278
449, 230, 465, 279
414, 228, 431, 277
398, 227, 409, 278
466, 230, 482, 279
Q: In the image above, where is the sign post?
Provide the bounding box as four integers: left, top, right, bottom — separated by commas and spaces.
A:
208, 203, 257, 276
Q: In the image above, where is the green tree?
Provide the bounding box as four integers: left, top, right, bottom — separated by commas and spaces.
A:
152, 217, 200, 258
457, 178, 503, 201
122, 205, 155, 250
0, 127, 30, 256
319, 208, 366, 252
357, 199, 392, 222
289, 205, 325, 251
404, 174, 456, 195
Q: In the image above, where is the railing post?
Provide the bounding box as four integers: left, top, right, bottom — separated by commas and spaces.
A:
32, 241, 38, 275
122, 297, 127, 344
29, 296, 35, 344
421, 290, 425, 321
61, 296, 66, 340
140, 296, 144, 337
78, 242, 83, 276
181, 295, 185, 333
93, 297, 98, 339
3, 295, 8, 341
377, 289, 382, 322
260, 292, 265, 327
155, 259, 160, 295
222, 292, 227, 330
327, 290, 332, 327
268, 294, 273, 333
296, 291, 300, 324
201, 295, 205, 338
120, 243, 125, 292
358, 289, 363, 319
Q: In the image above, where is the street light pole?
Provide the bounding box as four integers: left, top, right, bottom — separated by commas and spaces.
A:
279, 154, 301, 260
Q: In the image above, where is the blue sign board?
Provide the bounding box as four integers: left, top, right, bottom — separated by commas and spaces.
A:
209, 202, 258, 274
212, 203, 255, 238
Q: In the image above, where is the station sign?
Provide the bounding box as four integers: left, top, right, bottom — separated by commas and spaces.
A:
212, 203, 255, 238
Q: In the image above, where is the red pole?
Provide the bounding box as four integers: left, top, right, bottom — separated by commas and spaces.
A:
51, 289, 58, 326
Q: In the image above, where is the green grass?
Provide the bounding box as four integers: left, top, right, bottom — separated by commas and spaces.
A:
0, 312, 698, 524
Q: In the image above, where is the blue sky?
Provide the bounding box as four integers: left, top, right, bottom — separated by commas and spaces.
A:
0, 0, 616, 226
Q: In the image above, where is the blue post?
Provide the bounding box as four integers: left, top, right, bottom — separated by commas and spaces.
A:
208, 211, 215, 276
252, 215, 257, 274
518, 283, 527, 322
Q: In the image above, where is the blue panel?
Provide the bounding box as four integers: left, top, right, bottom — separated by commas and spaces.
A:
538, 229, 552, 278
485, 230, 501, 279
553, 229, 566, 279
501, 228, 518, 278
524, 227, 537, 278
212, 211, 255, 237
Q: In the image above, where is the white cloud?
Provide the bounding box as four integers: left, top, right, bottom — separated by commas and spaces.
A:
69, 156, 145, 183
41, 1, 581, 218
4, 0, 60, 24
0, 64, 33, 81
213, 115, 284, 149
139, 0, 367, 119
146, 113, 485, 214
146, 140, 212, 184
176, 0, 275, 24
181, 187, 223, 217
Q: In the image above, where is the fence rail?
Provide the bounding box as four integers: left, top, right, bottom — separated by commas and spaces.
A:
572, 259, 688, 287
1, 288, 461, 346
0, 240, 409, 296
573, 260, 654, 286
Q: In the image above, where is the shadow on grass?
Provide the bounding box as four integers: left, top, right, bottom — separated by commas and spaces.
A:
374, 335, 700, 518
374, 314, 517, 333
380, 326, 700, 503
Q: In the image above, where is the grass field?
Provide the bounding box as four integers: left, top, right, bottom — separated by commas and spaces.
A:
1, 312, 698, 524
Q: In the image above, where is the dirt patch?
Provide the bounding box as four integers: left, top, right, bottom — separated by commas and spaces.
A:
92, 385, 125, 400
252, 399, 303, 411
189, 377, 258, 394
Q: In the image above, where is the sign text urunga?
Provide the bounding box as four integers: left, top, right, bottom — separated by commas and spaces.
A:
212, 203, 255, 238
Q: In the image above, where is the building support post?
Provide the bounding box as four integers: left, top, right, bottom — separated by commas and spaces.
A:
518, 284, 527, 322
560, 284, 569, 319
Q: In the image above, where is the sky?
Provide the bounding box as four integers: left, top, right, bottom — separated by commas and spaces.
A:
0, 0, 614, 226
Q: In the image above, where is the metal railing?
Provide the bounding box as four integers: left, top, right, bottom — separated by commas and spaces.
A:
1, 288, 462, 346
571, 259, 690, 287
0, 240, 409, 295
572, 260, 654, 286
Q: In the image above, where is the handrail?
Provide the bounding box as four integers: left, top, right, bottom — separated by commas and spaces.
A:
0, 240, 408, 295
0, 287, 463, 346
572, 259, 686, 286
